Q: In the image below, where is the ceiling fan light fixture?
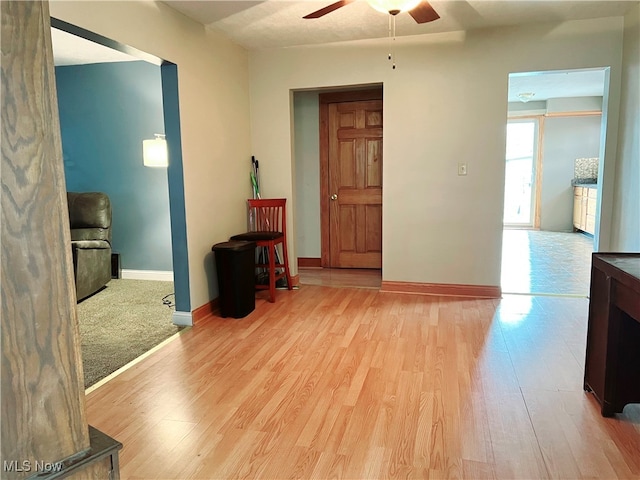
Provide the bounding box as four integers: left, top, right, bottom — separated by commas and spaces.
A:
517, 92, 536, 103
366, 0, 421, 14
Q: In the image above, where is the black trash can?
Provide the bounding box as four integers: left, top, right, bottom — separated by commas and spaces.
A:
212, 241, 256, 318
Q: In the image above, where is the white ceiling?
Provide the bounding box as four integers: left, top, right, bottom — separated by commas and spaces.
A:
163, 0, 636, 50
51, 28, 138, 66
51, 0, 632, 100
507, 68, 605, 103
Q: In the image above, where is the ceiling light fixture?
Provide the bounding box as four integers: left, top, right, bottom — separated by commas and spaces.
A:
366, 0, 421, 69
366, 0, 422, 15
304, 0, 439, 70
517, 92, 536, 103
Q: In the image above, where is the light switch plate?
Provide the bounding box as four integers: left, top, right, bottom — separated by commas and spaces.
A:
458, 163, 468, 176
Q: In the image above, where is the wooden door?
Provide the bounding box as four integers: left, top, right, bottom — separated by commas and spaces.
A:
326, 97, 383, 268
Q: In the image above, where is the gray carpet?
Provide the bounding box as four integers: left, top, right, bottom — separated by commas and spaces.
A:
77, 279, 183, 388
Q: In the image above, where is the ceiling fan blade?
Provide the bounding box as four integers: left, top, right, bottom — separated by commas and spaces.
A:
409, 1, 440, 23
303, 0, 355, 19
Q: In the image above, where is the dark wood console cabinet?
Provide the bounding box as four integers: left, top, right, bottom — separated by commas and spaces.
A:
584, 253, 640, 417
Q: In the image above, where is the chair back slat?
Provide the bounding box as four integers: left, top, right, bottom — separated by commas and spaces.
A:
247, 198, 287, 234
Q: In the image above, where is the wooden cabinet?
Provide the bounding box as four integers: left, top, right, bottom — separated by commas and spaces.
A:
584, 254, 640, 416
573, 185, 597, 235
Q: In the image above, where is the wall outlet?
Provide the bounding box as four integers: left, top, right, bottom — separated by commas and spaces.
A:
458, 162, 468, 176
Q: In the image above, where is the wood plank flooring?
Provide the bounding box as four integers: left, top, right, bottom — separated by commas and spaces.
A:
298, 267, 382, 289
85, 286, 640, 479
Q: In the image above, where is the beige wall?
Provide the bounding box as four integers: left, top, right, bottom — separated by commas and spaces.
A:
249, 17, 625, 287
49, 1, 252, 311
612, 3, 640, 251
48, 2, 635, 297
541, 115, 602, 232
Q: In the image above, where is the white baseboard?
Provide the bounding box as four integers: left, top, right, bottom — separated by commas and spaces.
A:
172, 311, 193, 326
121, 269, 174, 282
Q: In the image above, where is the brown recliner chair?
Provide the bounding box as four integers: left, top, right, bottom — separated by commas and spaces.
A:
67, 192, 112, 301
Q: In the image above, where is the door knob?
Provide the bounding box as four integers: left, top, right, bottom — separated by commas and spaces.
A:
331, 194, 338, 201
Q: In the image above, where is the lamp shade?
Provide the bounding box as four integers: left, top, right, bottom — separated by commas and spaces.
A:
143, 135, 168, 168
366, 0, 421, 13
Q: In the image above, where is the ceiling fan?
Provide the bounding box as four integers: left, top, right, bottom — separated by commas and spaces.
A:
303, 0, 440, 23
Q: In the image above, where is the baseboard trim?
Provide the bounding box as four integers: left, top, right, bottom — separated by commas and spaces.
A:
381, 281, 501, 298
192, 298, 220, 323
298, 257, 322, 268
122, 269, 174, 282
172, 310, 193, 326
192, 275, 300, 321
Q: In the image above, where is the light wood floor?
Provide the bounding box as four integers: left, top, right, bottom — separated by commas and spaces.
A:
298, 267, 382, 289
85, 286, 640, 479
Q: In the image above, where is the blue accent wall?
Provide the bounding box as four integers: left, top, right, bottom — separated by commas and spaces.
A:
161, 63, 190, 312
56, 61, 173, 272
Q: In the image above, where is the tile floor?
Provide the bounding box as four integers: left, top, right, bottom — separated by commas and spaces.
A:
501, 229, 594, 296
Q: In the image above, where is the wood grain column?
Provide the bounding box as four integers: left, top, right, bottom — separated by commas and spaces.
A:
1, 0, 90, 477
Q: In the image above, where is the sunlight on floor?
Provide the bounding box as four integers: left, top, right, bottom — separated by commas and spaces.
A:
501, 230, 594, 296
299, 230, 593, 296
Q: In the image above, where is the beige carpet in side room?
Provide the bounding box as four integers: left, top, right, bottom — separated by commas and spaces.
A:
77, 279, 183, 388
